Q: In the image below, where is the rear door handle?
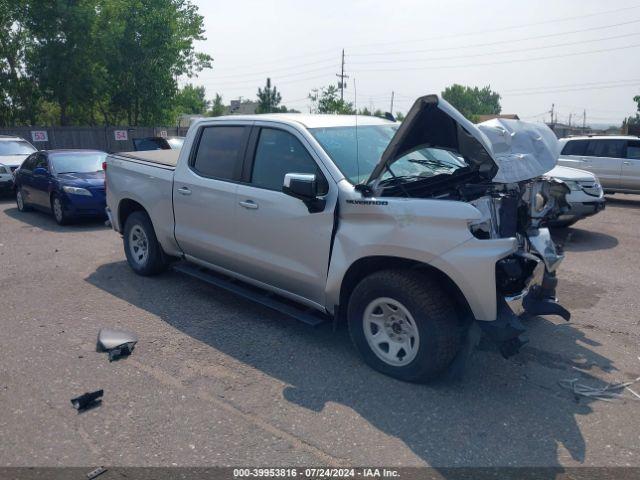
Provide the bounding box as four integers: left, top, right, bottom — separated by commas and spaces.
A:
239, 200, 258, 209
177, 187, 191, 195
623, 161, 631, 166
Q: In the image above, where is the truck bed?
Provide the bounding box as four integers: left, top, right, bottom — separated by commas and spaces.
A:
113, 149, 180, 169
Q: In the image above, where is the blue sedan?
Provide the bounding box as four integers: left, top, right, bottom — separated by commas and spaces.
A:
14, 150, 107, 225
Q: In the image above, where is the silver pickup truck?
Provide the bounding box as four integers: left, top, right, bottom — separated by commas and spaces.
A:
106, 95, 570, 382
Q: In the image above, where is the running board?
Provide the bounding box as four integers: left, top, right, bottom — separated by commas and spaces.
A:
172, 262, 328, 327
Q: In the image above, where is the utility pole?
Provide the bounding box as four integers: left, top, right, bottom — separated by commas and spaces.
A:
336, 49, 349, 101
549, 103, 555, 124
390, 91, 395, 115
583, 110, 586, 129
568, 113, 572, 127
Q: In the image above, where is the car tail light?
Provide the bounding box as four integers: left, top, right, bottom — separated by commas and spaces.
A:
102, 161, 107, 171
103, 161, 107, 189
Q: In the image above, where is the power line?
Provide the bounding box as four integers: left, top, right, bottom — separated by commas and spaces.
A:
348, 20, 640, 60
342, 4, 640, 50
348, 30, 640, 66
503, 78, 640, 93
504, 82, 640, 97
198, 56, 338, 80
351, 43, 640, 73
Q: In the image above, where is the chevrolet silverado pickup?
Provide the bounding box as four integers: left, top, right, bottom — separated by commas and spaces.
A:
105, 95, 570, 382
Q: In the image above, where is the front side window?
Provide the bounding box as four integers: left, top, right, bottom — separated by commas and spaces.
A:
626, 141, 640, 160
585, 139, 625, 159
251, 128, 325, 192
561, 140, 588, 156
192, 126, 247, 180
51, 152, 106, 174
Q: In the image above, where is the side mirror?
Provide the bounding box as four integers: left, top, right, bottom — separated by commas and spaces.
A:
33, 167, 48, 176
283, 173, 326, 213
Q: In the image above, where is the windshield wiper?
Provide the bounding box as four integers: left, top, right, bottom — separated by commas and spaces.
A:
407, 158, 458, 169
377, 174, 422, 186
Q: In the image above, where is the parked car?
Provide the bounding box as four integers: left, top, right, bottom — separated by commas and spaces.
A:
0, 163, 14, 195
0, 135, 38, 182
546, 165, 604, 227
14, 150, 107, 225
106, 95, 570, 382
558, 135, 640, 194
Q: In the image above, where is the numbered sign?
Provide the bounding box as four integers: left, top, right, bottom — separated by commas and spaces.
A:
114, 130, 128, 141
31, 131, 48, 142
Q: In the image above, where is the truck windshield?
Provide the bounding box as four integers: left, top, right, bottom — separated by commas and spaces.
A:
0, 140, 36, 156
309, 125, 466, 184
51, 152, 107, 174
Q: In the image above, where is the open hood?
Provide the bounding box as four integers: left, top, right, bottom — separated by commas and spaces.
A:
367, 95, 559, 187
367, 95, 497, 187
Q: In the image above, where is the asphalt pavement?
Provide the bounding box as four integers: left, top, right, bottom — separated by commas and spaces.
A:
0, 194, 639, 469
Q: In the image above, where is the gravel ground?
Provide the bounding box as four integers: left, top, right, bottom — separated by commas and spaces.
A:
0, 194, 639, 469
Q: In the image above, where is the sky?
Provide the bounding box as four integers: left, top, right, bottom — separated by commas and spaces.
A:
189, 0, 640, 127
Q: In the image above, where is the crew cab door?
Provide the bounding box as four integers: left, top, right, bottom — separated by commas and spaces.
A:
172, 123, 251, 272
233, 125, 336, 308
620, 140, 640, 191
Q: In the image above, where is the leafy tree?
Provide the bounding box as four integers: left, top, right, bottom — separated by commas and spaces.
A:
395, 111, 405, 122
622, 94, 640, 133
174, 84, 210, 115
441, 84, 501, 122
94, 0, 212, 125
208, 93, 226, 117
308, 85, 355, 114
358, 107, 372, 116
256, 78, 282, 113
0, 0, 40, 126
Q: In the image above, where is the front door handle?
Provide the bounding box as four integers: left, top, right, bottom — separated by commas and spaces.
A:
177, 187, 191, 195
239, 200, 258, 209
623, 160, 631, 166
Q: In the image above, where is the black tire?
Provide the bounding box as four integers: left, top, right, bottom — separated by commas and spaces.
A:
51, 193, 72, 225
347, 270, 462, 383
123, 210, 170, 276
16, 187, 32, 211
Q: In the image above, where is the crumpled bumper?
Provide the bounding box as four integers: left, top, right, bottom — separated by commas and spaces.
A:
480, 228, 570, 357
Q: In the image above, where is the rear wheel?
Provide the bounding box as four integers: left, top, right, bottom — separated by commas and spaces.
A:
16, 187, 31, 212
123, 210, 170, 276
51, 194, 71, 225
347, 270, 462, 383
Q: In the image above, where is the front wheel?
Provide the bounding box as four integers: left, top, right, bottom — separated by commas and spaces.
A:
16, 187, 31, 212
123, 211, 170, 276
347, 270, 462, 383
52, 194, 71, 225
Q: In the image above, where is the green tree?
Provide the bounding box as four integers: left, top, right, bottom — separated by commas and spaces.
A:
174, 84, 210, 115
441, 84, 501, 122
622, 94, 640, 133
395, 111, 405, 122
95, 0, 213, 125
308, 85, 355, 114
0, 0, 40, 126
256, 78, 282, 113
208, 93, 226, 117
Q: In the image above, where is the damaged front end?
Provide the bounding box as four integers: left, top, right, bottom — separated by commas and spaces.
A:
367, 95, 572, 357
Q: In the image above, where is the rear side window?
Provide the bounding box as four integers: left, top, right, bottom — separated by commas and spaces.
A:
561, 140, 588, 156
585, 139, 625, 159
251, 128, 327, 193
192, 126, 248, 180
626, 141, 640, 159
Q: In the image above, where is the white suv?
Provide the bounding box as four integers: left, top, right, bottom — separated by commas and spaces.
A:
558, 136, 640, 194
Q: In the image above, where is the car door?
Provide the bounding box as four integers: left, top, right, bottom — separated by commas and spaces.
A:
172, 123, 251, 273
234, 125, 336, 308
581, 139, 624, 190
31, 153, 52, 207
17, 153, 38, 205
558, 139, 589, 169
620, 140, 640, 192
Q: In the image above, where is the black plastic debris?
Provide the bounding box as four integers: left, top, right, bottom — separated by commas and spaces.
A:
87, 466, 107, 479
97, 328, 138, 362
71, 389, 103, 411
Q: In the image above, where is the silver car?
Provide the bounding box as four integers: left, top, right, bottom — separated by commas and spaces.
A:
558, 135, 640, 194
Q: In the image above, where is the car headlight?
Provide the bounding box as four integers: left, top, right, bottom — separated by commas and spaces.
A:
62, 186, 92, 196
562, 180, 581, 191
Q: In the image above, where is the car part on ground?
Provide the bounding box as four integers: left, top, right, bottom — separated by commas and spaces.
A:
97, 328, 138, 361
70, 389, 103, 411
